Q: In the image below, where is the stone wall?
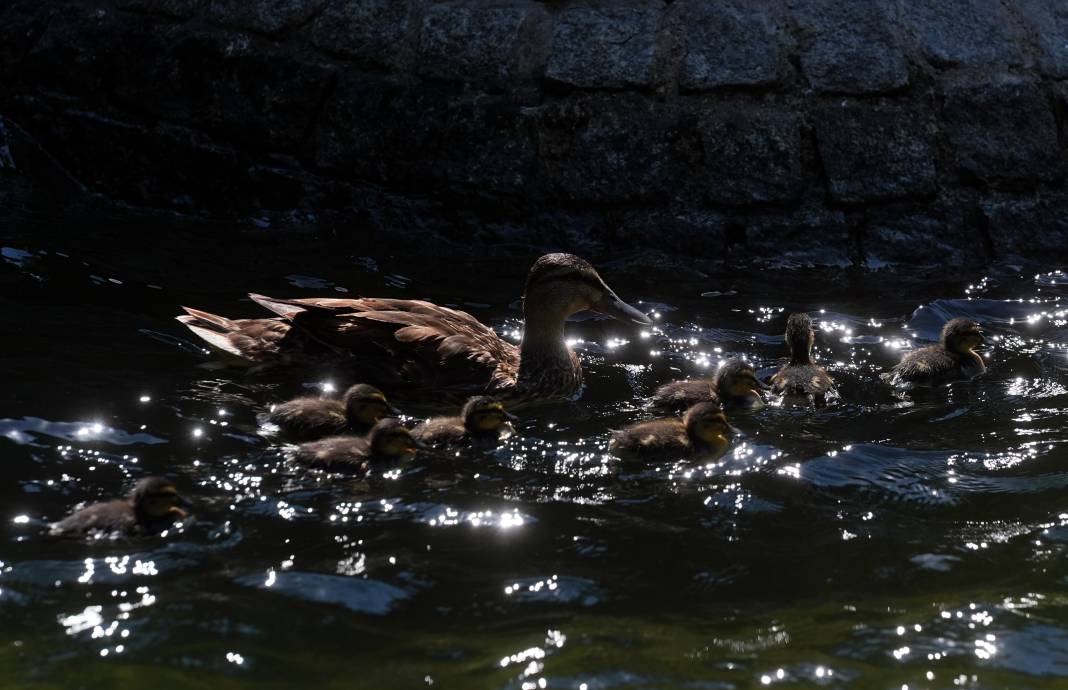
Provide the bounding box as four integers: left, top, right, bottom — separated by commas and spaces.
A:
2, 0, 1068, 266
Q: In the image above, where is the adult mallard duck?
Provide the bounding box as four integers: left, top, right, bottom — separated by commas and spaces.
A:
290, 418, 429, 474
412, 396, 517, 450
647, 358, 768, 414
610, 402, 733, 463
50, 477, 189, 537
178, 254, 650, 407
262, 383, 399, 441
769, 313, 835, 406
885, 317, 985, 387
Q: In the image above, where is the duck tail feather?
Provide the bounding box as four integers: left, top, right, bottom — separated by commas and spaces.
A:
179, 306, 237, 332
249, 293, 307, 319
175, 320, 245, 357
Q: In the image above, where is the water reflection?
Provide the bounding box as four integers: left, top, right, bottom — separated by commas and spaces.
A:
3, 230, 1068, 686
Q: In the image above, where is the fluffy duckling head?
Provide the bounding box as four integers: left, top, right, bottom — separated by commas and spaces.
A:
343, 384, 399, 426
461, 396, 518, 435
522, 253, 651, 328
368, 419, 427, 458
785, 313, 815, 363
941, 318, 984, 355
683, 403, 732, 446
714, 358, 769, 400
131, 477, 188, 520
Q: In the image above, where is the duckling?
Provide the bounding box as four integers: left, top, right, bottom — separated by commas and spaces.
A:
769, 313, 835, 406
263, 383, 399, 441
412, 396, 518, 450
178, 253, 651, 407
290, 418, 429, 474
648, 358, 768, 414
50, 477, 189, 537
610, 402, 733, 462
885, 317, 985, 387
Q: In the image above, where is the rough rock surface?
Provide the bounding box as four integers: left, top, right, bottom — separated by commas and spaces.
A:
677, 0, 786, 91
814, 102, 936, 203
791, 0, 908, 94
1, 0, 1068, 268
941, 72, 1063, 186
545, 3, 663, 89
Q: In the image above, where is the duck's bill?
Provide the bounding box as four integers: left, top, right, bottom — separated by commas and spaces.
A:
501, 410, 520, 422
753, 378, 772, 392
408, 439, 432, 451
593, 290, 652, 325
385, 402, 402, 416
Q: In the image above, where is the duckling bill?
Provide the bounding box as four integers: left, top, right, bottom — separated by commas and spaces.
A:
769, 313, 834, 406
51, 477, 189, 537
648, 358, 768, 414
412, 396, 517, 450
886, 317, 985, 387
264, 383, 398, 441
610, 402, 733, 462
290, 418, 429, 474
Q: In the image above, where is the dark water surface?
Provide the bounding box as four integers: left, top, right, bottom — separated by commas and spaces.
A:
2, 214, 1068, 689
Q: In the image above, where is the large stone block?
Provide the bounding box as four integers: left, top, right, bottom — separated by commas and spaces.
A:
417, 3, 551, 86
981, 195, 1068, 259
745, 206, 851, 267
864, 193, 987, 267
699, 105, 802, 205
310, 0, 424, 69
207, 0, 326, 35
901, 0, 1022, 67
1016, 0, 1068, 78
117, 0, 206, 19
538, 97, 677, 202
315, 75, 536, 192
792, 0, 908, 94
615, 208, 729, 256
677, 0, 786, 91
545, 3, 663, 89
813, 101, 936, 203
941, 72, 1062, 185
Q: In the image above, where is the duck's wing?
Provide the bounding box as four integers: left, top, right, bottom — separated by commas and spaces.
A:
249, 295, 519, 393
647, 379, 717, 413
177, 307, 296, 363
891, 346, 959, 384
771, 365, 834, 395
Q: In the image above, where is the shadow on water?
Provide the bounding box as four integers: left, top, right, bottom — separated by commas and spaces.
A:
2, 213, 1068, 688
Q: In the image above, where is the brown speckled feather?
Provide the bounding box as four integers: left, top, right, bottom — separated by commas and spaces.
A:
891, 346, 970, 385
610, 419, 690, 460
255, 296, 520, 401
771, 364, 834, 396
411, 417, 468, 447
648, 380, 717, 414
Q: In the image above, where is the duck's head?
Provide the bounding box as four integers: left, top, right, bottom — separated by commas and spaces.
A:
131, 477, 188, 520
343, 384, 399, 425
941, 317, 984, 355
461, 396, 518, 434
683, 402, 732, 446
368, 419, 428, 458
785, 313, 815, 360
522, 254, 651, 329
714, 358, 769, 400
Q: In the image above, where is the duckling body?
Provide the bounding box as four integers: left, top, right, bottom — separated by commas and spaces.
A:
412, 396, 517, 450
291, 419, 427, 473
264, 384, 397, 441
178, 254, 650, 408
51, 477, 188, 537
648, 359, 767, 414
887, 317, 985, 387
770, 313, 834, 406
610, 402, 732, 462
